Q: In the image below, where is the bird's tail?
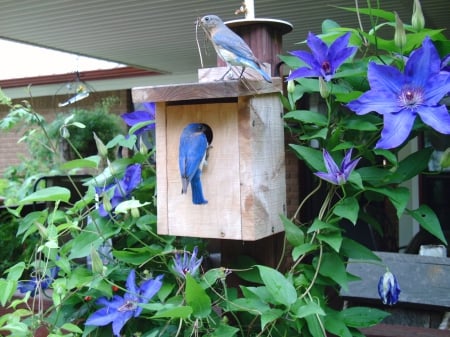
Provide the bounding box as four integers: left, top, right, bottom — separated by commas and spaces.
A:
191, 170, 208, 205
257, 66, 272, 83
181, 177, 189, 194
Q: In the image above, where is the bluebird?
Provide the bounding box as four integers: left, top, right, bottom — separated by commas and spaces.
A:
200, 14, 272, 83
179, 123, 209, 204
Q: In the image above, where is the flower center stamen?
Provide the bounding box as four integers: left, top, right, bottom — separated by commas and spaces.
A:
398, 86, 424, 109
321, 61, 331, 74
118, 300, 137, 312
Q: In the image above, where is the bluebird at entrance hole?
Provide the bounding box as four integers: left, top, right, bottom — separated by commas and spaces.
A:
179, 123, 210, 204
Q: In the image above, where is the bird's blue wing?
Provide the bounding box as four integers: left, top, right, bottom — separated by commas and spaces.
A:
179, 131, 207, 182
212, 28, 256, 61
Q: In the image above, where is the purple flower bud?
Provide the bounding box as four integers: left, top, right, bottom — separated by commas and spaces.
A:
378, 271, 401, 305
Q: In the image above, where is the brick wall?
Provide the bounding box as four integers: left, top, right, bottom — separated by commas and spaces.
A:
0, 89, 131, 175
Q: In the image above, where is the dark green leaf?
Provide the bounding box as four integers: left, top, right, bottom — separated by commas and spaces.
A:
20, 186, 71, 204
284, 110, 328, 126
292, 243, 319, 260
185, 273, 211, 318
407, 205, 447, 244
289, 145, 325, 172
152, 305, 193, 319
280, 214, 304, 246
333, 197, 359, 225
316, 252, 349, 291
257, 265, 297, 306
389, 148, 433, 184
340, 237, 381, 261
342, 306, 390, 328
366, 186, 410, 220
317, 231, 342, 252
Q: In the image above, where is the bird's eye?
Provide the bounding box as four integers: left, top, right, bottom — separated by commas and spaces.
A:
204, 16, 210, 21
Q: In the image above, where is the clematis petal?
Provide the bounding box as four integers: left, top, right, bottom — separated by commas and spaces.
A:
126, 269, 139, 297
306, 32, 329, 62
328, 33, 357, 70
417, 105, 450, 134
376, 111, 416, 149
111, 311, 134, 337
367, 63, 404, 96
140, 274, 164, 303
289, 50, 318, 68
314, 172, 339, 185
423, 73, 450, 105
287, 67, 321, 81
322, 149, 340, 176
85, 306, 120, 327
347, 90, 398, 115
406, 36, 440, 86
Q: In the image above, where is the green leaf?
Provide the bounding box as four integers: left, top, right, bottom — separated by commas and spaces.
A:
291, 299, 325, 318
284, 110, 328, 126
322, 19, 341, 33
340, 237, 381, 261
342, 306, 390, 328
60, 156, 100, 170
292, 243, 319, 260
152, 305, 193, 319
305, 314, 324, 337
366, 186, 410, 220
209, 323, 239, 337
185, 273, 211, 318
333, 197, 359, 225
407, 205, 447, 245
280, 214, 304, 246
19, 186, 71, 204
316, 252, 349, 291
227, 297, 270, 314
261, 308, 284, 330
0, 279, 17, 306
5, 262, 25, 280
308, 218, 339, 233
389, 148, 433, 183
257, 265, 297, 307
60, 323, 83, 334
325, 311, 352, 337
317, 231, 342, 252
289, 145, 325, 172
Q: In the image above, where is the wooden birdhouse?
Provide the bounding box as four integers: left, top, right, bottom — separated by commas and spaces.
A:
132, 77, 286, 240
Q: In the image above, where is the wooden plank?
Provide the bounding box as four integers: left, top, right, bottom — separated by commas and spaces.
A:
132, 78, 282, 103
163, 102, 242, 239
155, 102, 169, 234
360, 324, 450, 337
341, 252, 450, 310
239, 94, 286, 240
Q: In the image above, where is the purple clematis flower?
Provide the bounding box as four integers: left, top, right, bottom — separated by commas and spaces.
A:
121, 102, 155, 135
17, 266, 59, 297
315, 148, 360, 185
85, 269, 163, 337
172, 246, 203, 278
287, 32, 357, 82
96, 163, 142, 217
347, 37, 450, 149
378, 271, 401, 305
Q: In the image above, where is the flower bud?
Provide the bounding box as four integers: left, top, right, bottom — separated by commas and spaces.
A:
394, 12, 407, 50
93, 132, 108, 158
319, 76, 329, 98
378, 271, 401, 305
412, 0, 425, 31
440, 147, 450, 169
287, 73, 295, 94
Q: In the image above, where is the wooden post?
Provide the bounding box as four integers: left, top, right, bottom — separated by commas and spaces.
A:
216, 18, 293, 270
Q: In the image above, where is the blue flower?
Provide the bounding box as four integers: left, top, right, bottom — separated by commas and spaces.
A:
315, 148, 360, 185
287, 32, 357, 82
85, 269, 163, 337
121, 102, 155, 135
96, 164, 142, 217
347, 37, 450, 149
17, 266, 59, 297
378, 271, 401, 305
172, 246, 203, 278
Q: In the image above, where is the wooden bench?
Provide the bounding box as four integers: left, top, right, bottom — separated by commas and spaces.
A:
341, 251, 450, 336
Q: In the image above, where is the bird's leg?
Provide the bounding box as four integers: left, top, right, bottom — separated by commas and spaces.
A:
238, 66, 247, 79
219, 65, 233, 81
